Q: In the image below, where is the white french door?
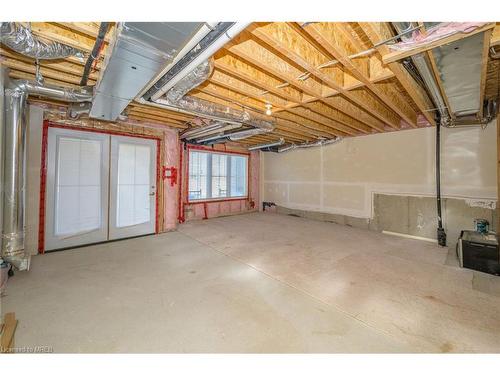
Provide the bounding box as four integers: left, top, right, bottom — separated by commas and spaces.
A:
45, 128, 110, 250
109, 135, 157, 240
44, 128, 157, 251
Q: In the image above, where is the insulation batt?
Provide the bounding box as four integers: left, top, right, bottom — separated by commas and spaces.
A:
389, 23, 488, 51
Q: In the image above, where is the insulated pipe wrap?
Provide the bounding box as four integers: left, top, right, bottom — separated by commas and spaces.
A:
2, 83, 30, 270
0, 22, 84, 60
1, 79, 92, 270
165, 59, 214, 103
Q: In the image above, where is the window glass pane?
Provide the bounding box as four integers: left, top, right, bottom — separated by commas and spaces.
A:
230, 155, 247, 197
188, 150, 248, 200
55, 137, 102, 236
116, 143, 151, 227
188, 151, 208, 200
211, 153, 228, 198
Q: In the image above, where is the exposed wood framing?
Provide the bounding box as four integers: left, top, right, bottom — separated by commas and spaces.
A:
300, 22, 418, 128
0, 313, 18, 353
381, 23, 496, 64
479, 30, 493, 118
4, 21, 494, 147
358, 22, 436, 126
492, 24, 500, 46
416, 22, 454, 120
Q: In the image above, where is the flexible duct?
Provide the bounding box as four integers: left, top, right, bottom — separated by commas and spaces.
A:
157, 55, 274, 138
392, 23, 451, 126
1, 78, 92, 270
165, 60, 214, 103
277, 137, 342, 153
3, 82, 30, 270
248, 138, 285, 151
137, 21, 273, 141
0, 22, 84, 60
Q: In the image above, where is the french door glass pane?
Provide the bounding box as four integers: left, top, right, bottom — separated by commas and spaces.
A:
55, 137, 102, 236
116, 143, 151, 227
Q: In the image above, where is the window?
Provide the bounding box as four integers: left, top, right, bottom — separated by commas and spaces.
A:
188, 150, 248, 201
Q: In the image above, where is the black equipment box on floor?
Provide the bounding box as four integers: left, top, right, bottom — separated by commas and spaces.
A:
458, 230, 500, 276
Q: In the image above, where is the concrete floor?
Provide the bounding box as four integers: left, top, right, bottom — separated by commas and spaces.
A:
3, 212, 500, 352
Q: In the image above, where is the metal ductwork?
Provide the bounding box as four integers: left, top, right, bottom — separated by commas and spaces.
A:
142, 23, 250, 101
392, 22, 496, 127
164, 59, 213, 104
392, 22, 451, 125
90, 22, 209, 121
277, 137, 343, 153
133, 21, 275, 143
1, 73, 93, 271
248, 138, 285, 151
0, 22, 84, 60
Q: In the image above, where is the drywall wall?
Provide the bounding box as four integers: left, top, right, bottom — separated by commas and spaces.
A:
263, 122, 497, 240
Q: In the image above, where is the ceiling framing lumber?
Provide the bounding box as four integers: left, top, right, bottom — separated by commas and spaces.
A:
301, 22, 418, 128
492, 24, 500, 46
479, 30, 493, 118
4, 21, 495, 146
248, 23, 402, 130
381, 23, 496, 64
358, 22, 436, 126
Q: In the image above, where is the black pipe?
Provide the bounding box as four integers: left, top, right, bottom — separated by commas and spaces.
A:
436, 119, 447, 246
80, 22, 109, 86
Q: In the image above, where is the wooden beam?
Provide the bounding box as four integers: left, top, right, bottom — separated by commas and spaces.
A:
215, 48, 393, 130
188, 91, 327, 144
8, 69, 80, 89
302, 22, 418, 128
479, 30, 493, 118
28, 22, 98, 53
1, 313, 18, 353
195, 80, 354, 137
1, 57, 95, 86
128, 104, 194, 123
55, 22, 113, 42
491, 24, 500, 47
247, 23, 399, 131
382, 23, 495, 64
358, 22, 436, 126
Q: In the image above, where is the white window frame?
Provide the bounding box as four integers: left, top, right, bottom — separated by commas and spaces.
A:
187, 149, 249, 202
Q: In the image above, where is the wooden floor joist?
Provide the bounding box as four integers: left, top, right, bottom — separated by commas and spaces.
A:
2, 21, 498, 147
1, 313, 18, 354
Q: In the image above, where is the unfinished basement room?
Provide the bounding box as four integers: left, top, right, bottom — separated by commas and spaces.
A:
1, 2, 500, 366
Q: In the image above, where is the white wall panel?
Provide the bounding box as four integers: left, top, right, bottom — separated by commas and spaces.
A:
263, 122, 497, 218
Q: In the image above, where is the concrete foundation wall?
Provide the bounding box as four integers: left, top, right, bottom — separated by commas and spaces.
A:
263, 123, 498, 243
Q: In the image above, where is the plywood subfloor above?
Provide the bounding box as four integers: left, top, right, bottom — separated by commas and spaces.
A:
2, 22, 498, 147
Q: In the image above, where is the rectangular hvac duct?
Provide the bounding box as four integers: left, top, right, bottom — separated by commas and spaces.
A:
89, 22, 205, 121
431, 32, 485, 116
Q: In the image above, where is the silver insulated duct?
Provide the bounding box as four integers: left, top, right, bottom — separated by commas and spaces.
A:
1, 74, 92, 270
0, 22, 84, 60
392, 22, 450, 125
90, 22, 207, 121
2, 79, 30, 270
392, 22, 496, 126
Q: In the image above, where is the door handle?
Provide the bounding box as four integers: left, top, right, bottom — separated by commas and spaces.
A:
149, 192, 155, 196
